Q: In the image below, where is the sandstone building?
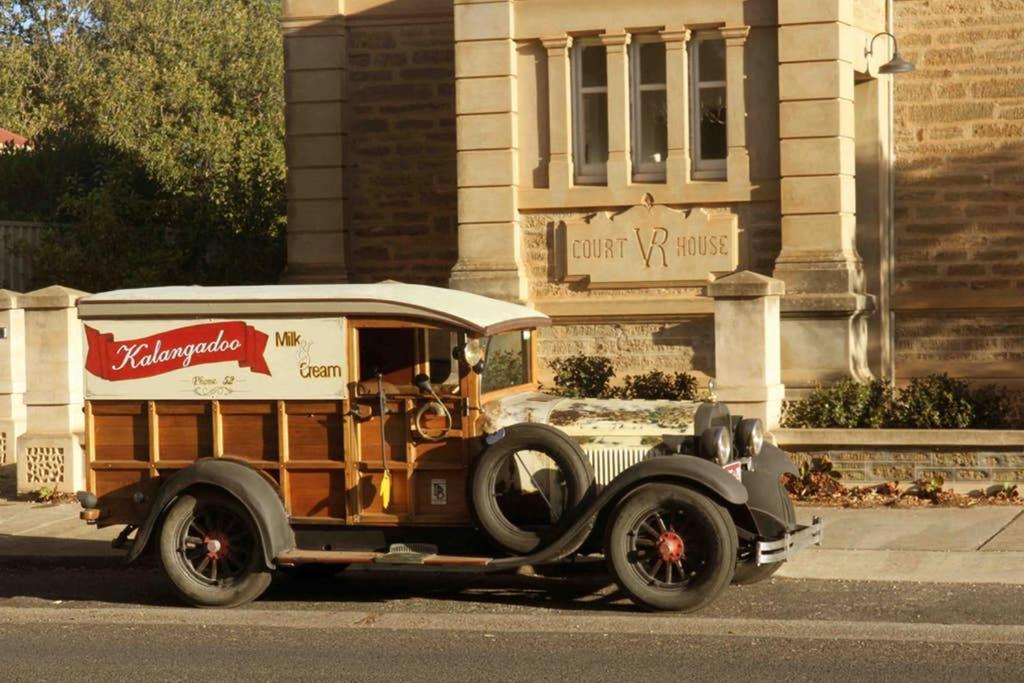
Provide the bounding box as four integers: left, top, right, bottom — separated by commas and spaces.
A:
279, 0, 1024, 399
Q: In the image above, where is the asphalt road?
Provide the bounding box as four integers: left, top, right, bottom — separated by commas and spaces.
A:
2, 563, 1024, 681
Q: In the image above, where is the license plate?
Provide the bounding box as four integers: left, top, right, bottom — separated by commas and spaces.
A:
722, 462, 742, 482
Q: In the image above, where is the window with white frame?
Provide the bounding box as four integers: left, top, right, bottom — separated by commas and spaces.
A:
690, 33, 727, 178
630, 37, 667, 181
571, 40, 608, 184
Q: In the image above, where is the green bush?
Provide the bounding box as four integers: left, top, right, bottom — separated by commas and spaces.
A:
892, 374, 974, 429
481, 349, 525, 394
620, 370, 699, 401
968, 384, 1012, 429
548, 354, 615, 398
783, 374, 1013, 429
782, 379, 894, 429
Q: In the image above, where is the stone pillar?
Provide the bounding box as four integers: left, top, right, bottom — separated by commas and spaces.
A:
16, 286, 88, 494
708, 271, 785, 429
773, 0, 874, 392
280, 0, 348, 283
0, 290, 26, 468
449, 0, 526, 302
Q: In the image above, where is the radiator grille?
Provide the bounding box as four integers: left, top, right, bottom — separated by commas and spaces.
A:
582, 446, 656, 486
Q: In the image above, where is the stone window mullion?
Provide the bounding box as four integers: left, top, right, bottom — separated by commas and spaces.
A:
542, 36, 574, 192
660, 28, 691, 189
599, 33, 631, 189
721, 25, 751, 184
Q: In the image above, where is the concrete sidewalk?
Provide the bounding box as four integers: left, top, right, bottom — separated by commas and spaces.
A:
2, 496, 1024, 584
779, 506, 1024, 584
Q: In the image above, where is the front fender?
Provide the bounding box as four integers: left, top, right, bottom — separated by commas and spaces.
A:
489, 454, 747, 569
127, 459, 296, 569
742, 443, 799, 537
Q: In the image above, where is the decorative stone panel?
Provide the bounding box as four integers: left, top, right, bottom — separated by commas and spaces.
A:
23, 445, 65, 485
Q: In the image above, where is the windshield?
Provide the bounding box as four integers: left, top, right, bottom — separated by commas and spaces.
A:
481, 330, 533, 394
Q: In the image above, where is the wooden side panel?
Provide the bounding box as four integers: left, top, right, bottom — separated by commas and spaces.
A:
221, 401, 278, 462
156, 402, 212, 463
286, 402, 344, 462
410, 471, 468, 520
288, 470, 347, 518
91, 402, 148, 462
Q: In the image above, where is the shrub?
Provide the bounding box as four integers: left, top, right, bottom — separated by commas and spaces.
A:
969, 384, 1012, 429
893, 374, 974, 429
481, 350, 525, 394
783, 374, 1013, 429
782, 379, 894, 429
620, 370, 699, 401
549, 354, 615, 398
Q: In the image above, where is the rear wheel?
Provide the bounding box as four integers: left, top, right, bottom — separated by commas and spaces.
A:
159, 491, 272, 608
606, 483, 736, 612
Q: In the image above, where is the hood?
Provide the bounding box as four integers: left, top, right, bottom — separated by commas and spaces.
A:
482, 391, 700, 448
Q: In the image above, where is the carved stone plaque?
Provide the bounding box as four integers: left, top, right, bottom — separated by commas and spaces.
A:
564, 204, 738, 287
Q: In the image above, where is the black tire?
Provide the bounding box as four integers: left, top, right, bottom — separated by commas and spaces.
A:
159, 491, 272, 608
470, 423, 595, 555
606, 483, 737, 612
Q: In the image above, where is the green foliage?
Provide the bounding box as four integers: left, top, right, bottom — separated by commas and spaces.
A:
892, 375, 974, 429
0, 0, 286, 289
783, 374, 1012, 429
782, 379, 894, 429
481, 349, 525, 394
549, 354, 615, 399
967, 384, 1011, 429
619, 370, 699, 401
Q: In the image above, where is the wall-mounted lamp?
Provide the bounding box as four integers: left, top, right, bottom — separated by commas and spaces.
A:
866, 32, 916, 74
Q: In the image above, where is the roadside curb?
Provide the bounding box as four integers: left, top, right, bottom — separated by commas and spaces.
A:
777, 548, 1024, 585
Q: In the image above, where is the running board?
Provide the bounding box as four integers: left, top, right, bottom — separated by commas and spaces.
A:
276, 549, 494, 568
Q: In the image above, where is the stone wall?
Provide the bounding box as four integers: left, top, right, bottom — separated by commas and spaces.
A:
345, 20, 458, 286
778, 429, 1024, 486
524, 201, 779, 385
892, 0, 1024, 386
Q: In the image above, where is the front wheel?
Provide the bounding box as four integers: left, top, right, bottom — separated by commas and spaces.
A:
606, 483, 737, 612
159, 491, 272, 608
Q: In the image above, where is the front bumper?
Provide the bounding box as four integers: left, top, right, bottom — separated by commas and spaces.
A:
755, 516, 823, 565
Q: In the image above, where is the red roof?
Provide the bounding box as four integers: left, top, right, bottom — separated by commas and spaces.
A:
0, 128, 28, 147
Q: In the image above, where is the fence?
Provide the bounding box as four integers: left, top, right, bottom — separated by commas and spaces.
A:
0, 221, 44, 292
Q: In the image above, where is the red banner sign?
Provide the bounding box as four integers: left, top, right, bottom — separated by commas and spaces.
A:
85, 322, 271, 381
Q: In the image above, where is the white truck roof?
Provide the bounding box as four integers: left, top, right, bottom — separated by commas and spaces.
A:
78, 282, 550, 336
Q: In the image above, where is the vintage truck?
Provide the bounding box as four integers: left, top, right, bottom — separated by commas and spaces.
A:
75, 282, 821, 612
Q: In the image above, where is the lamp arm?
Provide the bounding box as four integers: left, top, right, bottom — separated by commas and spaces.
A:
867, 31, 898, 57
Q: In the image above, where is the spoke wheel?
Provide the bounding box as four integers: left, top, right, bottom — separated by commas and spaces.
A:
606, 483, 736, 612
159, 491, 272, 608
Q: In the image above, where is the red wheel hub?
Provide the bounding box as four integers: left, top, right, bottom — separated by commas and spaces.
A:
203, 531, 230, 560
657, 531, 685, 562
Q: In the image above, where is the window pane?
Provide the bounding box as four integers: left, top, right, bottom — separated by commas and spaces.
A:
426, 328, 460, 386
639, 42, 666, 85
698, 38, 726, 82
699, 86, 727, 160
582, 92, 608, 167
580, 45, 607, 87
638, 89, 668, 166
482, 332, 531, 394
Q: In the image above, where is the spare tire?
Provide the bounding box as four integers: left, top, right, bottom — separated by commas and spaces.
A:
470, 423, 595, 555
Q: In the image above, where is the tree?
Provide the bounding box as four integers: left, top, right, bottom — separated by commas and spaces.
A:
0, 0, 286, 290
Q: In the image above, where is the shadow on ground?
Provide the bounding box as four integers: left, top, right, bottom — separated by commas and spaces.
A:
0, 551, 631, 612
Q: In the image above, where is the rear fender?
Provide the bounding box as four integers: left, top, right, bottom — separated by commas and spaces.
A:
127, 459, 296, 569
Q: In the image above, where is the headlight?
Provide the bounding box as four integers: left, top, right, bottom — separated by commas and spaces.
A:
700, 426, 733, 465
460, 339, 486, 372
735, 418, 765, 458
